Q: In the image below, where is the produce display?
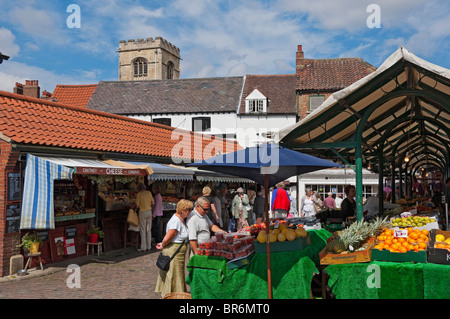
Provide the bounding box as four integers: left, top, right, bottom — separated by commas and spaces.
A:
374, 228, 429, 252
434, 233, 450, 251
390, 216, 436, 228
255, 221, 307, 244
326, 217, 390, 254
197, 233, 254, 260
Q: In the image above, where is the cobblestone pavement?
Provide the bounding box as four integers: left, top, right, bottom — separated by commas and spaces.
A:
0, 247, 188, 299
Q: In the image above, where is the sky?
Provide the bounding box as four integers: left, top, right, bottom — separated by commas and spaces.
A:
0, 0, 449, 93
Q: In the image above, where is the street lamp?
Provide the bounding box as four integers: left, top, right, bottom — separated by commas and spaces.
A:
0, 52, 10, 64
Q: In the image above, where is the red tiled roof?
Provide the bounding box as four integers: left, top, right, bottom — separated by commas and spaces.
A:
51, 84, 97, 108
297, 58, 376, 91
0, 91, 241, 161
239, 74, 297, 114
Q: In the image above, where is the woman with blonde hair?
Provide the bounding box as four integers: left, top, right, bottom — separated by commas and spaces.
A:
202, 186, 219, 225
155, 199, 193, 297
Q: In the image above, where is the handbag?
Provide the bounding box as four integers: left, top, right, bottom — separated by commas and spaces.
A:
127, 205, 139, 227
156, 240, 186, 271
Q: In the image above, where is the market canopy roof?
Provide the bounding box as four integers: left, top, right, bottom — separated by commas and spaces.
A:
279, 47, 450, 177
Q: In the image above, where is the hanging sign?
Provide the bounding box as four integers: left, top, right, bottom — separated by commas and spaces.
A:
75, 167, 147, 176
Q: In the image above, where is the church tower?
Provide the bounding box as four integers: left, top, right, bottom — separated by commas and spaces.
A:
118, 37, 181, 81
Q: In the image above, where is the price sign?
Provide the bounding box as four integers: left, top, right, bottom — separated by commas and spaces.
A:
394, 229, 408, 238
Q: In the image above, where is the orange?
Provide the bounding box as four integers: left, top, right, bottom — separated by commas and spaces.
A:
399, 246, 407, 253
402, 241, 410, 248
391, 244, 400, 251
409, 232, 419, 240
385, 239, 392, 246
408, 244, 414, 251
407, 227, 413, 234
414, 229, 421, 233
419, 234, 428, 241
398, 238, 406, 243
436, 243, 446, 249
377, 235, 386, 241
417, 238, 425, 244
421, 229, 429, 236
418, 242, 427, 250
392, 238, 398, 244
414, 246, 419, 252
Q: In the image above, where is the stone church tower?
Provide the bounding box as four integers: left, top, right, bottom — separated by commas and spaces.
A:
118, 37, 181, 81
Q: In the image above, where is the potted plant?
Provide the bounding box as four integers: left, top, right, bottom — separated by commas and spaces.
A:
20, 232, 43, 255
87, 227, 104, 243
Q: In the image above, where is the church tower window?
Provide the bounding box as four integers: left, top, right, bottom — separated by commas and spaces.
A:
133, 58, 148, 77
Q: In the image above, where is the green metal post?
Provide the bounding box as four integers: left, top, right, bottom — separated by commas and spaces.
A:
355, 145, 363, 221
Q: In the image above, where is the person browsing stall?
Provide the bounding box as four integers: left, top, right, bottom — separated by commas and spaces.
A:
135, 183, 155, 251
155, 199, 193, 297
341, 185, 357, 221
187, 196, 225, 256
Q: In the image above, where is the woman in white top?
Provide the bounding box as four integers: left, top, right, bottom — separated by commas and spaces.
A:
155, 199, 193, 297
300, 188, 317, 217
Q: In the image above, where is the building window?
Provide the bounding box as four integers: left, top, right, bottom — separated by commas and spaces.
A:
309, 95, 325, 111
247, 100, 266, 113
167, 61, 174, 79
192, 117, 211, 132
244, 89, 267, 113
153, 118, 171, 126
133, 58, 148, 77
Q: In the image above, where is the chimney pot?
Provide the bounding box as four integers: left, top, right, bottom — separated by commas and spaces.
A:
297, 45, 303, 52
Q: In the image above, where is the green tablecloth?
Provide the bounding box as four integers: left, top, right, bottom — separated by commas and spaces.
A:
326, 261, 450, 299
186, 229, 331, 299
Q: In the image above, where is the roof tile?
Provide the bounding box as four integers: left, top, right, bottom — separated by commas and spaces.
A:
0, 91, 241, 160
297, 58, 376, 91
51, 84, 97, 108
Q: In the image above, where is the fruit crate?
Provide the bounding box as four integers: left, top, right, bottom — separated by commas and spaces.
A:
253, 235, 310, 254
371, 247, 427, 263
319, 236, 375, 265
427, 229, 450, 265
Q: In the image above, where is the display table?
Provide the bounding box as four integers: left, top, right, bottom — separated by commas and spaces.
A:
186, 229, 331, 299
325, 261, 450, 299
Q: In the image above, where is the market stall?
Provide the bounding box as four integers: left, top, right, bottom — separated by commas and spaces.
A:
186, 220, 331, 299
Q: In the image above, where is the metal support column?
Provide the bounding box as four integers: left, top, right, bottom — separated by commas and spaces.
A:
355, 145, 364, 221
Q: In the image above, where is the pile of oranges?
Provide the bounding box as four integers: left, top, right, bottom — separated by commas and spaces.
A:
374, 228, 429, 253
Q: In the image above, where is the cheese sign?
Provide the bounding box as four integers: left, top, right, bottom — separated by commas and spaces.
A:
394, 229, 408, 238
75, 167, 147, 176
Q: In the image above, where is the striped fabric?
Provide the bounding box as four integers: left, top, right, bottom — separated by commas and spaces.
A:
20, 154, 73, 230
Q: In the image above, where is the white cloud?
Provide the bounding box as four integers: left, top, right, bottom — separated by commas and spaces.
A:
0, 61, 100, 93
0, 27, 20, 58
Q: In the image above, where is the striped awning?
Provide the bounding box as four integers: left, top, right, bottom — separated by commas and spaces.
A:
20, 154, 73, 230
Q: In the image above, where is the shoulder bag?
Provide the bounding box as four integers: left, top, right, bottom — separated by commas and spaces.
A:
127, 205, 139, 227
156, 240, 186, 271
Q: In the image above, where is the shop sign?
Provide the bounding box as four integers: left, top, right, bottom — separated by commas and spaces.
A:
65, 227, 77, 238
75, 167, 146, 176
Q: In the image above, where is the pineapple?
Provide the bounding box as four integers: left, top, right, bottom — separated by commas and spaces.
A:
327, 217, 390, 253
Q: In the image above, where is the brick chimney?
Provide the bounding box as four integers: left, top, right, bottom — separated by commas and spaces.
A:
23, 80, 40, 98
296, 45, 305, 68
13, 82, 24, 95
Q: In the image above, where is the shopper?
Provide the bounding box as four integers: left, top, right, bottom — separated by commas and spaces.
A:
341, 185, 357, 221
135, 183, 155, 251
216, 184, 230, 231
271, 183, 291, 218
335, 193, 343, 209
187, 196, 225, 257
299, 188, 317, 217
323, 192, 336, 210
232, 188, 250, 231
152, 183, 163, 244
253, 191, 265, 223
202, 186, 219, 225
155, 199, 193, 297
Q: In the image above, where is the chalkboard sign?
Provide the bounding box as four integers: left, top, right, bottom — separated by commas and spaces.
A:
7, 172, 21, 202
65, 227, 77, 238
6, 204, 21, 234
36, 230, 49, 242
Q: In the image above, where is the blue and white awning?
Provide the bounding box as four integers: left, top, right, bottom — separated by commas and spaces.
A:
20, 154, 73, 230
